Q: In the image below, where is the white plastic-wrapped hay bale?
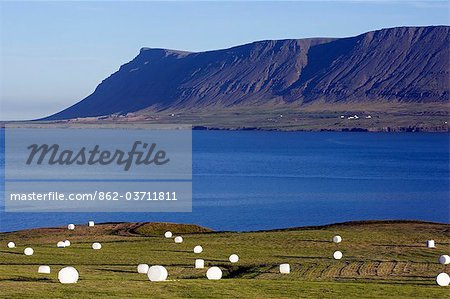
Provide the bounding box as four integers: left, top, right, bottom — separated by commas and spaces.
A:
58, 267, 79, 284
279, 264, 290, 274
193, 245, 203, 253
164, 231, 172, 238
174, 236, 183, 243
57, 241, 66, 248
439, 255, 450, 265
195, 259, 205, 269
24, 247, 34, 256
38, 265, 51, 274
436, 273, 450, 286
332, 235, 342, 243
427, 240, 436, 248
7, 242, 15, 248
333, 251, 343, 260
137, 264, 149, 274
88, 221, 95, 227
68, 224, 75, 230
64, 240, 71, 247
92, 242, 102, 250
147, 265, 168, 282
206, 266, 222, 280
229, 254, 239, 263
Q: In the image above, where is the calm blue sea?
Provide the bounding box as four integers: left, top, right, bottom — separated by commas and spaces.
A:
1, 131, 449, 232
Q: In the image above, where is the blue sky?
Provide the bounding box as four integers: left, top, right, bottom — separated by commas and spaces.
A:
0, 1, 448, 120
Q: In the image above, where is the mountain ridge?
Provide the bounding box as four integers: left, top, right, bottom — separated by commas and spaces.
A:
44, 26, 449, 121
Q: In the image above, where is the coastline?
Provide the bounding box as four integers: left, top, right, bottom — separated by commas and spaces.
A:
1, 219, 448, 234
2, 121, 449, 133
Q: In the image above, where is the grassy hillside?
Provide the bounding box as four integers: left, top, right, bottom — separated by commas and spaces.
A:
34, 102, 449, 132
0, 221, 449, 298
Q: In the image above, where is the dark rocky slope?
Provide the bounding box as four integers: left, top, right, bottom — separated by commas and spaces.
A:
45, 26, 449, 120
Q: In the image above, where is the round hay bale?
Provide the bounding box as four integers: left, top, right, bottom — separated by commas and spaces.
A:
427, 240, 436, 248
436, 273, 450, 286
38, 265, 51, 274
439, 255, 450, 265
137, 264, 149, 274
333, 251, 343, 260
206, 266, 222, 280
195, 259, 205, 269
164, 231, 172, 238
229, 254, 239, 263
92, 242, 102, 250
147, 265, 168, 282
333, 235, 342, 243
88, 221, 95, 227
68, 224, 75, 230
194, 245, 203, 253
58, 267, 79, 284
174, 236, 183, 243
279, 263, 290, 274
24, 247, 34, 256
64, 240, 71, 247
7, 242, 15, 248
57, 241, 66, 248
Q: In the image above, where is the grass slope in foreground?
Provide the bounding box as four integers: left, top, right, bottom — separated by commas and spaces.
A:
0, 220, 449, 298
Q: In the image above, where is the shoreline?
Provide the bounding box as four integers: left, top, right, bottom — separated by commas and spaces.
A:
1, 219, 448, 235
1, 219, 448, 298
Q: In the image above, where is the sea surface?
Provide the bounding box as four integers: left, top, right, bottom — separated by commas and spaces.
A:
1, 131, 449, 232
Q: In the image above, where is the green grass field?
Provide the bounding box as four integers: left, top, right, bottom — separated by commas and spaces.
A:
0, 221, 449, 298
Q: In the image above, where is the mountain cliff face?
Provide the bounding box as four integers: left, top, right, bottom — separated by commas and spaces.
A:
46, 26, 449, 120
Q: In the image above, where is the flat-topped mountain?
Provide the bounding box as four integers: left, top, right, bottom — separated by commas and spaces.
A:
44, 26, 449, 125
